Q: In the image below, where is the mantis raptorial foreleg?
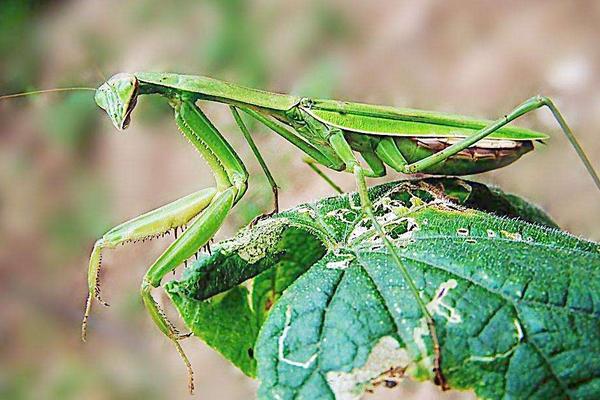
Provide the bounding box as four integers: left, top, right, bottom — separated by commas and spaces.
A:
82, 187, 217, 339
84, 96, 249, 394
141, 186, 237, 394
141, 98, 248, 393
327, 129, 449, 390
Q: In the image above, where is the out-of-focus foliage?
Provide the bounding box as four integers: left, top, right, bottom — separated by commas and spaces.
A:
0, 0, 42, 92
1, 1, 600, 399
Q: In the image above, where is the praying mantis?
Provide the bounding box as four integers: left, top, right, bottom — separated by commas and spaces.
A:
3, 72, 600, 394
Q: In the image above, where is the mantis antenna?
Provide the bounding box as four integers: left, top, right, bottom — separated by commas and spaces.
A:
0, 87, 96, 100
0, 59, 103, 101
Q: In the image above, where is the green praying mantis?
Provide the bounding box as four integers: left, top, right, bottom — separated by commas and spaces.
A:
3, 72, 600, 394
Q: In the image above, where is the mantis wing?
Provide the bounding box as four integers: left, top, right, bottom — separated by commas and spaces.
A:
304, 99, 549, 141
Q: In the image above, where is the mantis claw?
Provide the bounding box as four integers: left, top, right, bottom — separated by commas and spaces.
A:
94, 289, 110, 307
433, 367, 450, 391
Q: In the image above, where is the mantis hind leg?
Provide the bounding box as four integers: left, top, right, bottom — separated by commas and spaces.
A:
401, 96, 600, 191
327, 130, 449, 389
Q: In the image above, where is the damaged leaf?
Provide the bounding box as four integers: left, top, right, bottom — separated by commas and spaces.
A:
165, 178, 600, 399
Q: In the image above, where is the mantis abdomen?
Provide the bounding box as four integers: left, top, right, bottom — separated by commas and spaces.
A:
345, 132, 534, 176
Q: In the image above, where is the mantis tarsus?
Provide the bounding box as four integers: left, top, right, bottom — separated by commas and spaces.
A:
4, 72, 599, 394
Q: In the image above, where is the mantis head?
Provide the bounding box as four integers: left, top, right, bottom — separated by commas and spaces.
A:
95, 73, 139, 130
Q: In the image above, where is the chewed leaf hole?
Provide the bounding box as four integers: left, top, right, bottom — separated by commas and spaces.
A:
457, 227, 469, 236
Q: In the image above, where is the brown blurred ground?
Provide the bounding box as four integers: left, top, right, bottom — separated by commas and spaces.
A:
1, 1, 599, 399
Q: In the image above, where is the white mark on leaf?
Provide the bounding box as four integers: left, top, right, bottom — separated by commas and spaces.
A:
326, 209, 355, 223
327, 250, 356, 270
221, 218, 288, 263
278, 306, 318, 369
294, 206, 317, 218
469, 318, 524, 363
348, 218, 371, 242
326, 260, 351, 270
427, 279, 461, 323
514, 319, 524, 341
348, 193, 362, 210
412, 319, 434, 372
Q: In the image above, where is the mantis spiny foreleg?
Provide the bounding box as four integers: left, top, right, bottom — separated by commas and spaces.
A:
84, 95, 248, 394
137, 98, 248, 393
328, 129, 449, 390
82, 188, 217, 340
141, 187, 236, 394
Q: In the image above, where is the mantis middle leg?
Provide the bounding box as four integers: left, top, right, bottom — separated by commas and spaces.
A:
230, 106, 280, 221
303, 156, 344, 194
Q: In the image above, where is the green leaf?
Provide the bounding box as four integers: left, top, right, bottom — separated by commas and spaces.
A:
165, 223, 326, 377
165, 178, 600, 399
429, 177, 558, 228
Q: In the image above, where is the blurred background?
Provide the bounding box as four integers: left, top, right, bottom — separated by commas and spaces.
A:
1, 1, 599, 399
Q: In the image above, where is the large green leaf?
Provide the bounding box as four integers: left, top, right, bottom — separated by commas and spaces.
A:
165, 178, 600, 399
